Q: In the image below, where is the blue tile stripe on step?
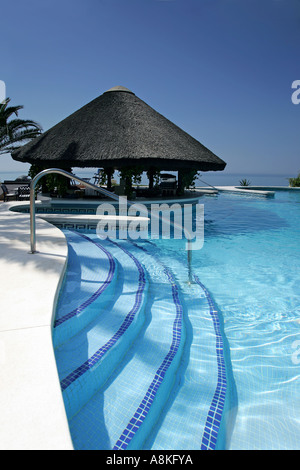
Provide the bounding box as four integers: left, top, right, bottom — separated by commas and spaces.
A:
54, 231, 115, 328
193, 274, 227, 450
60, 238, 146, 391
113, 247, 183, 451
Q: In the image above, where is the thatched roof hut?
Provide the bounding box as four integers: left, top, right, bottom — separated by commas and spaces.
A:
12, 86, 226, 173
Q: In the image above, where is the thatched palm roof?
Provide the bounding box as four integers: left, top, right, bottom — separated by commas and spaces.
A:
12, 86, 226, 172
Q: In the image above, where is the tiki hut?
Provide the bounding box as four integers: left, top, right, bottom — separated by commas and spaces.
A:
12, 86, 226, 192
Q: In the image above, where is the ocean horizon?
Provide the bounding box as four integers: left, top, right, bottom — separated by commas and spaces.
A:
0, 169, 293, 187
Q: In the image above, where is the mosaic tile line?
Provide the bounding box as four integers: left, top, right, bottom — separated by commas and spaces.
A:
54, 230, 115, 328
193, 274, 227, 451
113, 243, 183, 450
60, 238, 146, 392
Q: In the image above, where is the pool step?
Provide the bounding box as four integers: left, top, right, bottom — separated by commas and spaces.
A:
53, 230, 118, 348
67, 240, 186, 450
54, 235, 235, 450
141, 250, 235, 451
54, 235, 148, 420
144, 276, 226, 450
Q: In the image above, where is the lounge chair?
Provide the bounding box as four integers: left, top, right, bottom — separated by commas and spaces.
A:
1, 184, 17, 202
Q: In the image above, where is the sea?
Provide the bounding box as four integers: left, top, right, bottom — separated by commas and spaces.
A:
0, 169, 293, 188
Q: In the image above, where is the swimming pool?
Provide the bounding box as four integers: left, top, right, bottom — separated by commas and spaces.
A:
52, 190, 300, 450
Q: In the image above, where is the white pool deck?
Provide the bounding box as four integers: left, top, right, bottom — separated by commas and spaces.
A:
215, 186, 275, 196
0, 201, 73, 450
0, 186, 292, 450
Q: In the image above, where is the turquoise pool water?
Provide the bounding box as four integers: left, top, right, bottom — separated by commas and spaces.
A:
52, 190, 300, 450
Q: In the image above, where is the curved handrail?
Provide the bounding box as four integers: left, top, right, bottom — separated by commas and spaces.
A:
29, 168, 196, 283
29, 168, 126, 254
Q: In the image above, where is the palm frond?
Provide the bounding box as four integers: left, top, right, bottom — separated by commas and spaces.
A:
0, 97, 43, 154
0, 98, 23, 121
4, 128, 41, 143
3, 118, 42, 131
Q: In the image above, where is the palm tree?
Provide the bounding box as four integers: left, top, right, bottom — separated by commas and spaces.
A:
0, 98, 42, 155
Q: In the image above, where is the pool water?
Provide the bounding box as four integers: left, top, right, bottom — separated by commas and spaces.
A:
197, 191, 300, 450
52, 190, 300, 450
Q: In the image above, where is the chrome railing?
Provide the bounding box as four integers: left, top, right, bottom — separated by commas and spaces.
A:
197, 177, 218, 191
29, 168, 195, 283
29, 168, 124, 254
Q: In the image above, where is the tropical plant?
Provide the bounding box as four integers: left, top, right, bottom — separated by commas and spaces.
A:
182, 170, 201, 189
119, 166, 144, 197
0, 98, 42, 154
28, 163, 72, 196
147, 168, 161, 189
239, 178, 251, 186
289, 173, 300, 187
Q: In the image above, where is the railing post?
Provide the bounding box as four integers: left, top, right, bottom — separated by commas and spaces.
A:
187, 241, 192, 285
30, 180, 37, 253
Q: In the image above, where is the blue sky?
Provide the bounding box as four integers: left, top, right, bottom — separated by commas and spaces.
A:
1, 0, 299, 176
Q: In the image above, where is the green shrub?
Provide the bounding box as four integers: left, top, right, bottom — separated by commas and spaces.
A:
239, 178, 251, 186
289, 173, 300, 187
28, 164, 72, 195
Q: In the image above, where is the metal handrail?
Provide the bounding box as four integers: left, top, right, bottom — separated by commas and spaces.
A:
197, 178, 218, 191
29, 168, 125, 254
29, 168, 195, 283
